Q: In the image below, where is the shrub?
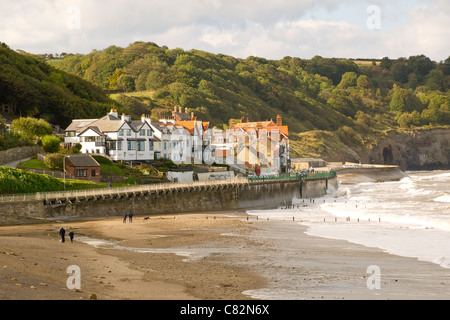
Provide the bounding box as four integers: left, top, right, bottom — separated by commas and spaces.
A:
44, 153, 65, 170
41, 135, 61, 153
11, 117, 52, 140
0, 167, 63, 194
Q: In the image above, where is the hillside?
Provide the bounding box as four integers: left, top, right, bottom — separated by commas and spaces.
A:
0, 43, 119, 128
15, 42, 450, 160
0, 167, 63, 194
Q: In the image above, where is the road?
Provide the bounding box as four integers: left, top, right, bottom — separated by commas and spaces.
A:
1, 157, 31, 168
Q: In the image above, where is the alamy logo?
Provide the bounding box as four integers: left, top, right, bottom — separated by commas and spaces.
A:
67, 5, 81, 30
367, 5, 381, 30
66, 265, 81, 290
366, 265, 381, 290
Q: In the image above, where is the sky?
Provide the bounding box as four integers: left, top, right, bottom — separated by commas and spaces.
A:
0, 0, 449, 61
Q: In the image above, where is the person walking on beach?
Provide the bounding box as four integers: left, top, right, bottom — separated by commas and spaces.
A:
123, 212, 127, 223
69, 230, 75, 244
59, 227, 66, 243
128, 211, 134, 223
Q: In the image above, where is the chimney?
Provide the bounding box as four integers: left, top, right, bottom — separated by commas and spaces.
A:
240, 117, 246, 124
179, 107, 182, 113
110, 108, 118, 118
191, 112, 194, 121
276, 115, 282, 126
185, 108, 188, 114
174, 106, 177, 113
230, 120, 235, 129
121, 113, 127, 121
141, 114, 146, 123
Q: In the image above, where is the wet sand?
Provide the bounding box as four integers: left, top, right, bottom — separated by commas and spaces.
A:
1, 210, 450, 300
0, 211, 265, 300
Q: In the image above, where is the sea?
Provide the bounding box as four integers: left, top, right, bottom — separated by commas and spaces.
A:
78, 170, 450, 300
242, 170, 450, 299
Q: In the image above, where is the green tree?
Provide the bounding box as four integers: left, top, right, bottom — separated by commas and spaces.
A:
117, 74, 135, 92
356, 75, 372, 90
411, 110, 422, 126
41, 135, 61, 153
11, 117, 52, 140
421, 107, 441, 124
380, 57, 392, 69
407, 55, 434, 82
44, 153, 65, 170
389, 86, 423, 113
338, 72, 358, 89
108, 68, 123, 91
327, 92, 356, 117
439, 56, 450, 76
397, 112, 413, 128
425, 69, 445, 91
390, 60, 409, 83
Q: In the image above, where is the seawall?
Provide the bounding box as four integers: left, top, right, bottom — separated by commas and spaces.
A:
0, 177, 337, 225
332, 165, 406, 184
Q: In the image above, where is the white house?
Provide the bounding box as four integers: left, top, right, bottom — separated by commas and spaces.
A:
149, 121, 192, 163
64, 109, 155, 162
147, 109, 212, 164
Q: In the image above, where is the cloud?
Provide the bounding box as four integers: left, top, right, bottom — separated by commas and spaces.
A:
0, 0, 448, 61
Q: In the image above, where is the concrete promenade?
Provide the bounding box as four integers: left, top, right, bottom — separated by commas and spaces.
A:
0, 174, 338, 225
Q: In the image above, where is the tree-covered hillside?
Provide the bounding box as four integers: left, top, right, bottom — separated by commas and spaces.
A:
51, 42, 449, 159
53, 42, 449, 126
7, 41, 450, 159
0, 43, 119, 128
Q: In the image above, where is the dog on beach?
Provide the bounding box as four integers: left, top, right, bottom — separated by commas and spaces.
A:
143, 217, 150, 221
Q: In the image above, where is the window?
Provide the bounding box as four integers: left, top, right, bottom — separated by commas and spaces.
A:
84, 137, 95, 142
76, 169, 87, 177
149, 141, 154, 151
126, 130, 131, 136
128, 141, 136, 151
119, 129, 124, 136
137, 141, 145, 151
163, 142, 167, 150
147, 129, 152, 136
140, 129, 145, 136
107, 141, 116, 150
117, 141, 122, 150
91, 169, 96, 177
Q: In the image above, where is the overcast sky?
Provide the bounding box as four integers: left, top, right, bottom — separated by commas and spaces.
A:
0, 0, 449, 61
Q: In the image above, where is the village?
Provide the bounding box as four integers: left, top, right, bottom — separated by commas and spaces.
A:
60, 107, 296, 183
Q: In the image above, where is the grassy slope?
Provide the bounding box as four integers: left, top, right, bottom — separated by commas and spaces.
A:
0, 167, 63, 194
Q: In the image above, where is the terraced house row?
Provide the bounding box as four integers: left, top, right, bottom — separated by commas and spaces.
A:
64, 108, 290, 173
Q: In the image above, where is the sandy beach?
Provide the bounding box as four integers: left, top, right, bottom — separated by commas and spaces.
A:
0, 211, 266, 300
1, 209, 450, 300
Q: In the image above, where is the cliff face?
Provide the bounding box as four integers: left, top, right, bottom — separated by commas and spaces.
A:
361, 128, 450, 171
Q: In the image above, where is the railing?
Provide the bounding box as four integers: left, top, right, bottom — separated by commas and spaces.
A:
23, 168, 76, 180
0, 177, 249, 203
247, 171, 336, 182
0, 172, 337, 203
0, 193, 39, 202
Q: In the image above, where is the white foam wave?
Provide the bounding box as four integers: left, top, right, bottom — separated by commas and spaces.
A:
434, 194, 450, 203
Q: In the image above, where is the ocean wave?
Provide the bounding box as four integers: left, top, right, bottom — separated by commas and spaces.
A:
434, 194, 450, 203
